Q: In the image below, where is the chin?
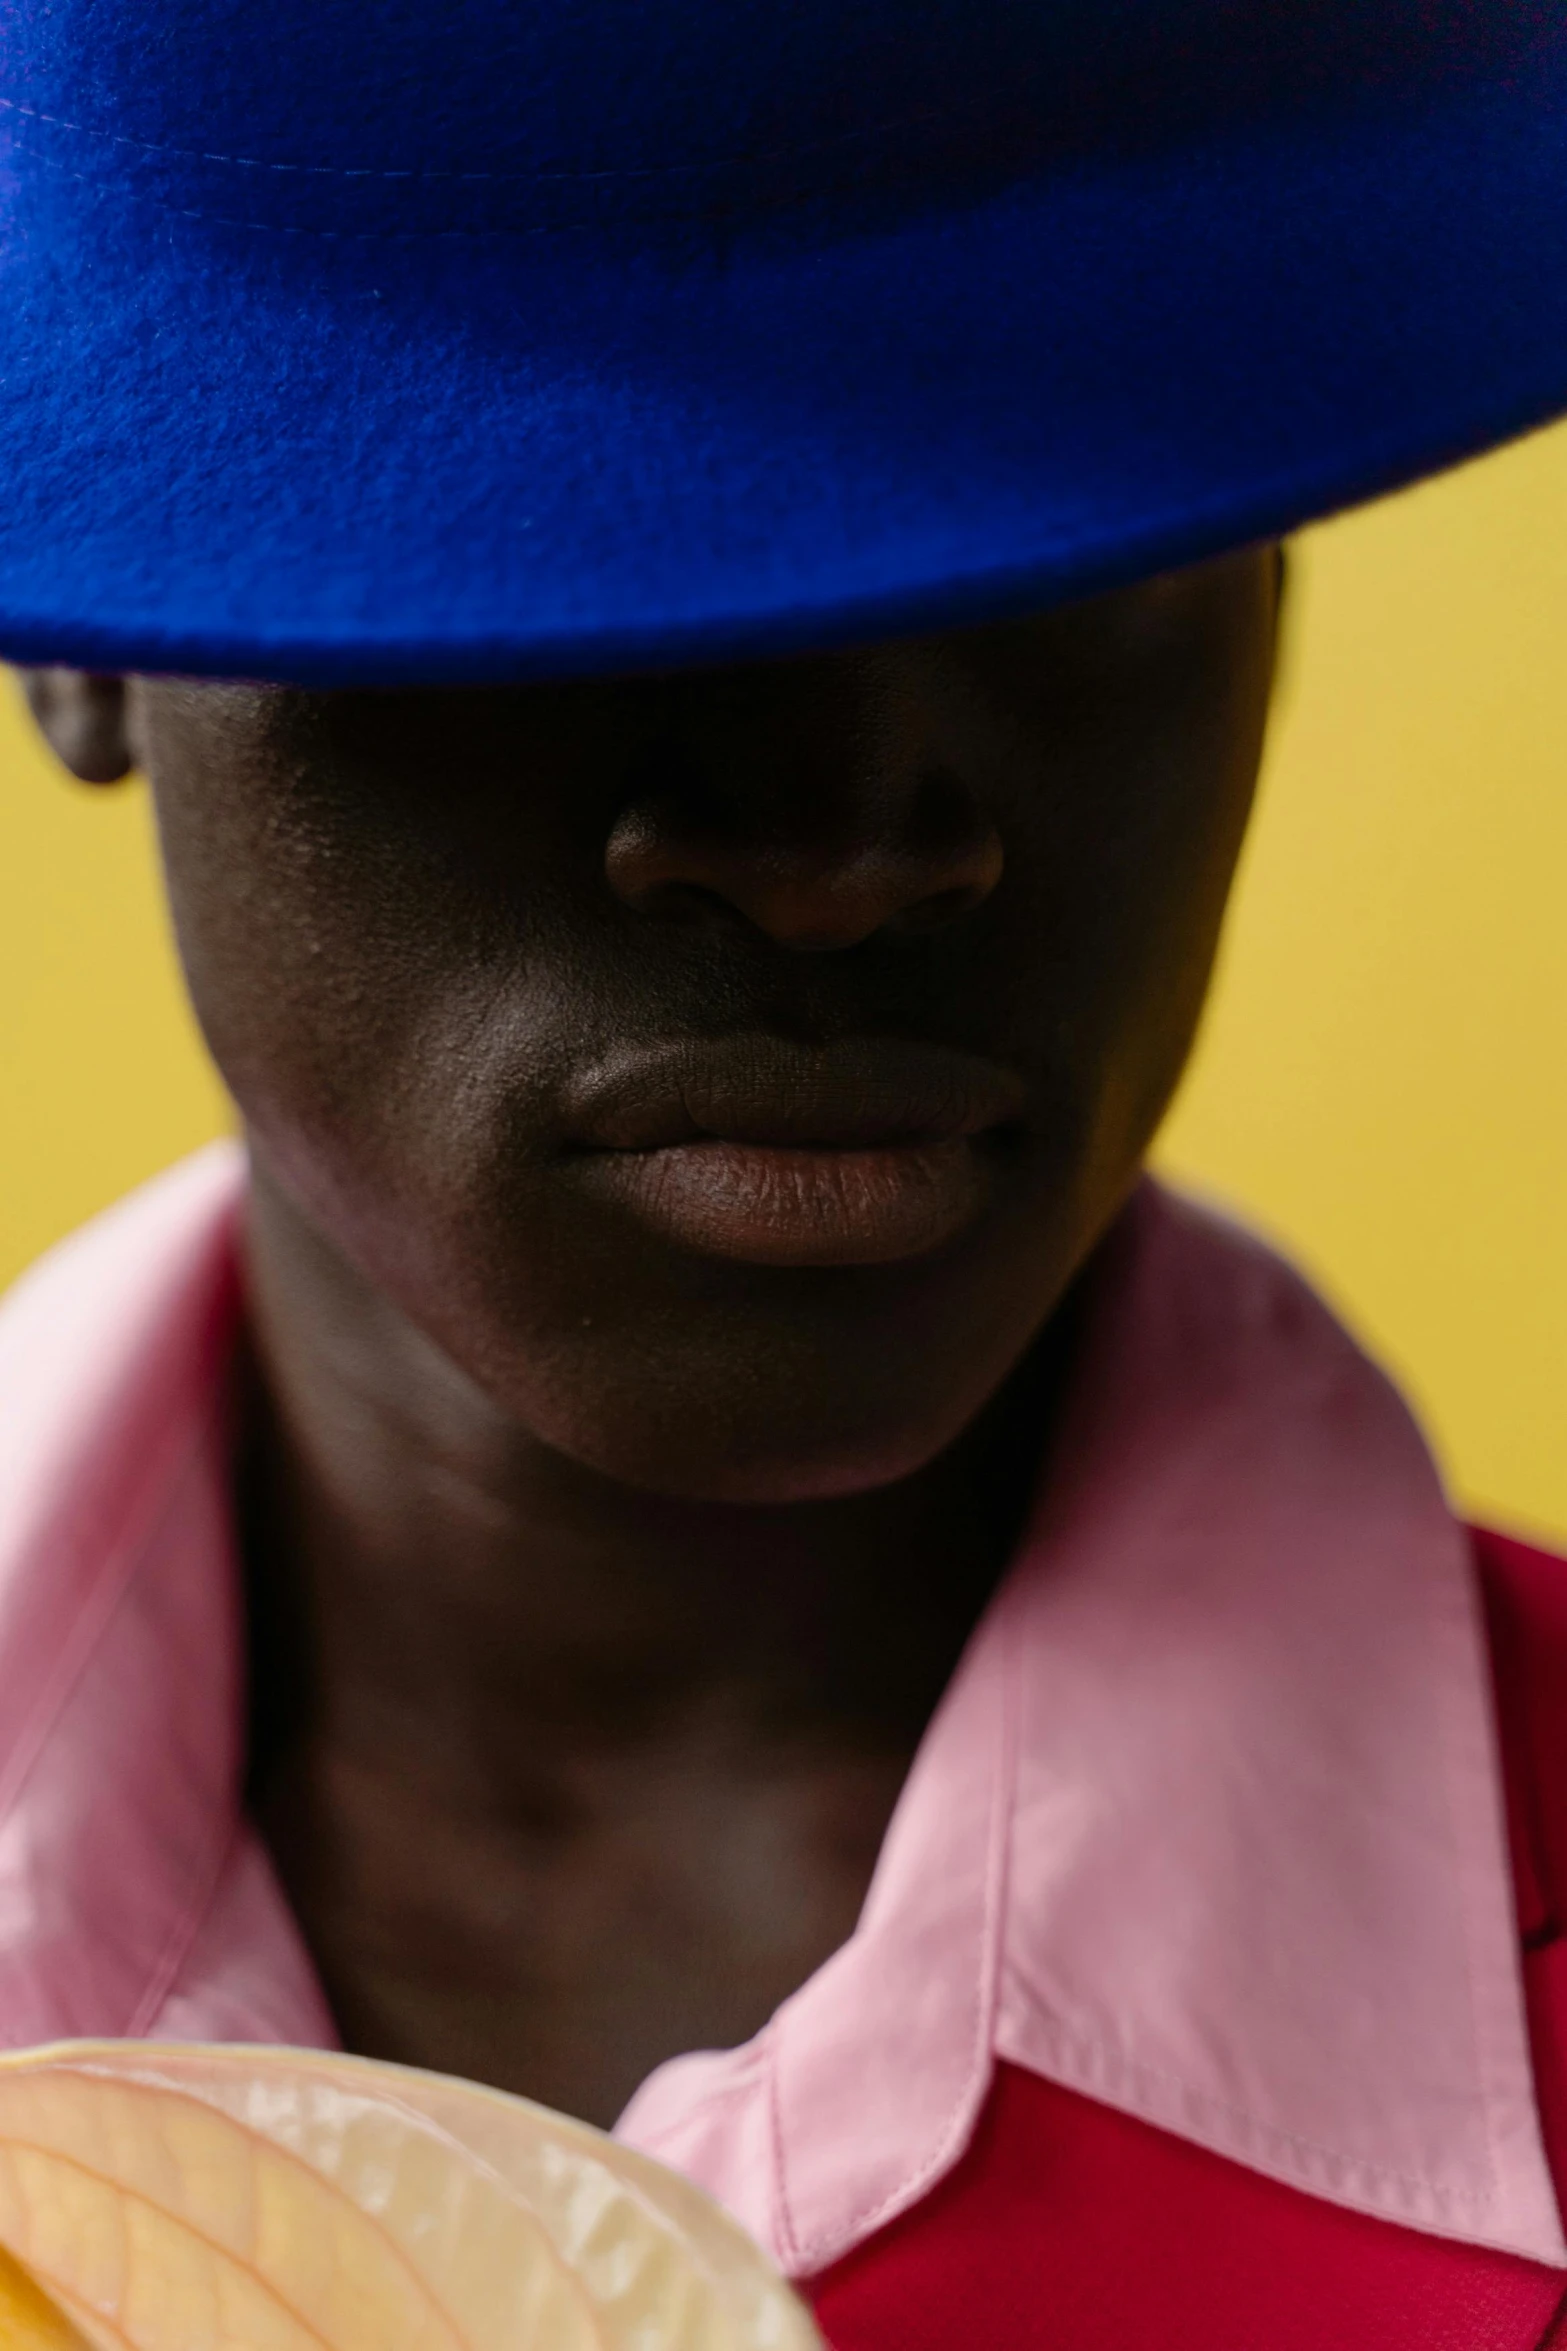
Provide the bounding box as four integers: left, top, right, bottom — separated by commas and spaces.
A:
387, 1182, 1080, 1502
550, 1410, 979, 1506
477, 1325, 1019, 1503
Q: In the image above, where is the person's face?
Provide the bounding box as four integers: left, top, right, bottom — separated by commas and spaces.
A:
25, 549, 1280, 1501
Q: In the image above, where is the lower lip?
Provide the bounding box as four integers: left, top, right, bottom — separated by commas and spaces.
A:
576, 1137, 992, 1267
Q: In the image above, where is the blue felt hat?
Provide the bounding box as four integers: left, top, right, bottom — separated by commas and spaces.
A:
0, 1, 1564, 685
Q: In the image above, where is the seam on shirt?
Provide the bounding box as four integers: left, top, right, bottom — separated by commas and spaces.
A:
115, 1374, 248, 2038
1006, 2007, 1491, 2210
781, 1572, 1024, 2275
126, 1808, 243, 2039
0, 1405, 215, 1822
1439, 1527, 1507, 2200
1476, 1530, 1561, 1953
767, 2017, 796, 2267
87, 1405, 243, 2039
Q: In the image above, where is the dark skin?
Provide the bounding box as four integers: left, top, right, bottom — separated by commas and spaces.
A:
20, 546, 1280, 2127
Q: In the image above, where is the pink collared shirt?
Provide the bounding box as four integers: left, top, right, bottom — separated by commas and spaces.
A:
0, 1144, 1561, 2282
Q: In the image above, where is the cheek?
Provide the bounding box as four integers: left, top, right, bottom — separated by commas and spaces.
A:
148, 749, 625, 1395
147, 743, 507, 1221
985, 715, 1263, 1179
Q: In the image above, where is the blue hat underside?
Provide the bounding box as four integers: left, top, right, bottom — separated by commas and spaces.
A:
0, 4, 1564, 684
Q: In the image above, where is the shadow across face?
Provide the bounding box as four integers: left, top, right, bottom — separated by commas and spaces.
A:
22, 548, 1280, 1501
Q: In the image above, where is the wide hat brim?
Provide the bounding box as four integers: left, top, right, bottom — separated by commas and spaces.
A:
1, 33, 1565, 686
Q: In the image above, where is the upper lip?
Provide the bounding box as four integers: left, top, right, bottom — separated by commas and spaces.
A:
562, 1034, 1029, 1153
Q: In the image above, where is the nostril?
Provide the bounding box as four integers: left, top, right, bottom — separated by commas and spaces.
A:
887, 882, 990, 935
632, 878, 739, 929
604, 805, 717, 920
605, 765, 1004, 948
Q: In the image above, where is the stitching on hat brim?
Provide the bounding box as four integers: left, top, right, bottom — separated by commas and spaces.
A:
0, 88, 975, 184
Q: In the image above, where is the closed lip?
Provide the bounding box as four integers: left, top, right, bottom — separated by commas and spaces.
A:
560, 1035, 1027, 1268
561, 1034, 1029, 1154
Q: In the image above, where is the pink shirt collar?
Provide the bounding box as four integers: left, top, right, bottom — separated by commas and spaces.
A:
0, 1144, 1560, 2272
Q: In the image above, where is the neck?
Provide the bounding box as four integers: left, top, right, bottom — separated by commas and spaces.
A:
240, 1163, 1074, 1775
235, 1154, 1076, 2119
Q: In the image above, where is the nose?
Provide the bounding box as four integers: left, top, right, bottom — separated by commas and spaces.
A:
603, 681, 1004, 952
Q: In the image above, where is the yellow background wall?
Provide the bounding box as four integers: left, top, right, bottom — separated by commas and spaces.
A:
4, 423, 1566, 1538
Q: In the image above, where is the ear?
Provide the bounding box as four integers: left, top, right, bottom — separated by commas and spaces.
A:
14, 667, 135, 784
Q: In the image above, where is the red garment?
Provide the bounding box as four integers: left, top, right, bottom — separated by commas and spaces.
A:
808, 1528, 1567, 2350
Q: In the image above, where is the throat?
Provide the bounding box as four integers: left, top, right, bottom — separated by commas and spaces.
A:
234, 1284, 1073, 2124
250, 1681, 915, 2128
